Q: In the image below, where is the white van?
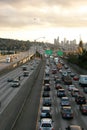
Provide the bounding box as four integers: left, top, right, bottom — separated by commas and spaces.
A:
79, 75, 87, 87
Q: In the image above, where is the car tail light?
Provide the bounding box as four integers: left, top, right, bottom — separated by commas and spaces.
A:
83, 109, 86, 112
63, 114, 66, 116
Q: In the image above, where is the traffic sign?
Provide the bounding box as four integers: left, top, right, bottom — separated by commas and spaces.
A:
57, 50, 63, 56
45, 50, 53, 55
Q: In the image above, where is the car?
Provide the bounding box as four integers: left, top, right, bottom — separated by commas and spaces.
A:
79, 104, 87, 115
75, 95, 86, 104
44, 85, 50, 91
22, 65, 27, 71
23, 71, 29, 77
73, 75, 79, 81
64, 76, 72, 85
60, 97, 70, 106
68, 85, 76, 91
83, 87, 87, 93
64, 65, 68, 69
71, 88, 80, 97
62, 71, 67, 77
42, 97, 52, 106
39, 118, 54, 130
54, 75, 59, 81
7, 78, 13, 82
70, 72, 76, 77
61, 106, 74, 119
43, 77, 50, 85
66, 125, 84, 130
42, 91, 50, 97
59, 69, 62, 73
10, 79, 20, 87
40, 106, 52, 119
52, 68, 57, 74
55, 78, 61, 84
55, 83, 62, 90
67, 68, 71, 73
57, 89, 66, 97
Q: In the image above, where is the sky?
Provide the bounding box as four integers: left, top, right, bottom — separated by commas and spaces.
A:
0, 0, 87, 44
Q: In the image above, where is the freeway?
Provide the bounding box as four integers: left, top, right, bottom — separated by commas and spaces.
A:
9, 57, 87, 130
0, 47, 35, 71
0, 59, 41, 113
0, 56, 87, 130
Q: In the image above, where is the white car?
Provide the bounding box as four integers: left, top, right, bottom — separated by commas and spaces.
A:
40, 107, 52, 119
39, 118, 54, 130
68, 85, 76, 91
62, 71, 67, 77
10, 79, 20, 87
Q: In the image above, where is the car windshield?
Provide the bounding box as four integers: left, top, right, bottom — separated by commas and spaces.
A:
63, 108, 72, 113
83, 106, 87, 109
42, 110, 49, 113
42, 123, 51, 127
62, 99, 69, 102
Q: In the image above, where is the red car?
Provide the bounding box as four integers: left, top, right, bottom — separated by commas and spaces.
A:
79, 104, 87, 115
73, 75, 79, 81
52, 69, 57, 74
55, 83, 62, 90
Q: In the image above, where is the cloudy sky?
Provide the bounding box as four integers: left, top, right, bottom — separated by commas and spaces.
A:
0, 0, 87, 43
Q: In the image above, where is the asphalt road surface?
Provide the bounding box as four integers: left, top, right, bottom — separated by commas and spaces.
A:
11, 60, 45, 130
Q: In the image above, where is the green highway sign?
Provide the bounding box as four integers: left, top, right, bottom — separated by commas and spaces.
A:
57, 50, 63, 56
45, 50, 53, 55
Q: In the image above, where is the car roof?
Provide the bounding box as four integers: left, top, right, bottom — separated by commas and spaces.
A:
42, 106, 51, 110
59, 88, 65, 90
62, 106, 71, 109
70, 125, 82, 129
81, 104, 87, 106
41, 118, 52, 124
61, 97, 69, 99
72, 88, 79, 91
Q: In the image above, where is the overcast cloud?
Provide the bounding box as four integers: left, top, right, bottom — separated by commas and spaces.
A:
0, 0, 87, 43
0, 0, 87, 28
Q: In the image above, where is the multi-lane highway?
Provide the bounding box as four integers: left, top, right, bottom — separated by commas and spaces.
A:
0, 56, 87, 130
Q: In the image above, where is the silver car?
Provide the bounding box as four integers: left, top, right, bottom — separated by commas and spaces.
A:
39, 118, 54, 130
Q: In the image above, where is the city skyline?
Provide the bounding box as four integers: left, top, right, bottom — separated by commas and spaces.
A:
0, 0, 87, 43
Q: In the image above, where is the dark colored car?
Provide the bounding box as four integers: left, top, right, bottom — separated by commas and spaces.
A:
71, 88, 80, 97
44, 85, 50, 91
52, 69, 57, 74
57, 89, 66, 97
7, 78, 13, 82
64, 76, 72, 85
42, 91, 50, 97
42, 97, 52, 106
75, 95, 86, 104
70, 72, 76, 77
61, 106, 74, 119
79, 104, 87, 115
43, 78, 50, 85
55, 78, 61, 84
